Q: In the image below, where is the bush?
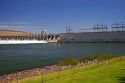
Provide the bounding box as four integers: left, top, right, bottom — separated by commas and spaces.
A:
59, 57, 79, 66
59, 54, 122, 66
88, 54, 120, 61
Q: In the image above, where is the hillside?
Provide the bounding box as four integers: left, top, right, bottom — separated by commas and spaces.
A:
0, 29, 33, 36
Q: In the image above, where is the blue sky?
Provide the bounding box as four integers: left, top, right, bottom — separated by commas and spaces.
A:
0, 0, 125, 33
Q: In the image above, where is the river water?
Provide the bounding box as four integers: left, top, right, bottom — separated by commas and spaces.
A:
0, 43, 125, 74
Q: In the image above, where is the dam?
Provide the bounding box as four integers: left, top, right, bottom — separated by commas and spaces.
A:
0, 29, 60, 44
59, 22, 125, 43
59, 31, 125, 43
0, 22, 125, 43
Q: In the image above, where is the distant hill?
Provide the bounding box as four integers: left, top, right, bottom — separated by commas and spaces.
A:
0, 29, 33, 36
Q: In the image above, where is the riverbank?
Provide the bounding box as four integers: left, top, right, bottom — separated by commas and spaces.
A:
0, 54, 125, 83
20, 60, 125, 83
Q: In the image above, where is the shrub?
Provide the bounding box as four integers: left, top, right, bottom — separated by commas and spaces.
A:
59, 54, 122, 66
59, 57, 79, 66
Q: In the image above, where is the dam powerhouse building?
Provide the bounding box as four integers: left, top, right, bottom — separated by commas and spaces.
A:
0, 22, 125, 43
59, 22, 125, 43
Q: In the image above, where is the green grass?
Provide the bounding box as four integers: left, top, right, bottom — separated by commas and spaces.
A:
11, 57, 125, 83
48, 61, 125, 83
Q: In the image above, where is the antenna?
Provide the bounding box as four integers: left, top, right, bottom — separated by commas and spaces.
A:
66, 26, 72, 33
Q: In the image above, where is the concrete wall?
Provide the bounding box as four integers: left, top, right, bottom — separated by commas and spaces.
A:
59, 31, 125, 43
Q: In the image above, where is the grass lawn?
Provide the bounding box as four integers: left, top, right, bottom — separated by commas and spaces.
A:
17, 59, 125, 83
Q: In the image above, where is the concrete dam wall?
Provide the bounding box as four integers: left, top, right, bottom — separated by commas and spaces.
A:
59, 31, 125, 43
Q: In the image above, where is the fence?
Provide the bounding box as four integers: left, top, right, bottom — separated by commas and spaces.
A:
0, 56, 125, 83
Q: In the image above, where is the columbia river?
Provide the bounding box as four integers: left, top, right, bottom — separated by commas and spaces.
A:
0, 43, 125, 74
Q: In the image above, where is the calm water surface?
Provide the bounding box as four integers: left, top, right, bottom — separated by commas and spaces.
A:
0, 43, 125, 74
